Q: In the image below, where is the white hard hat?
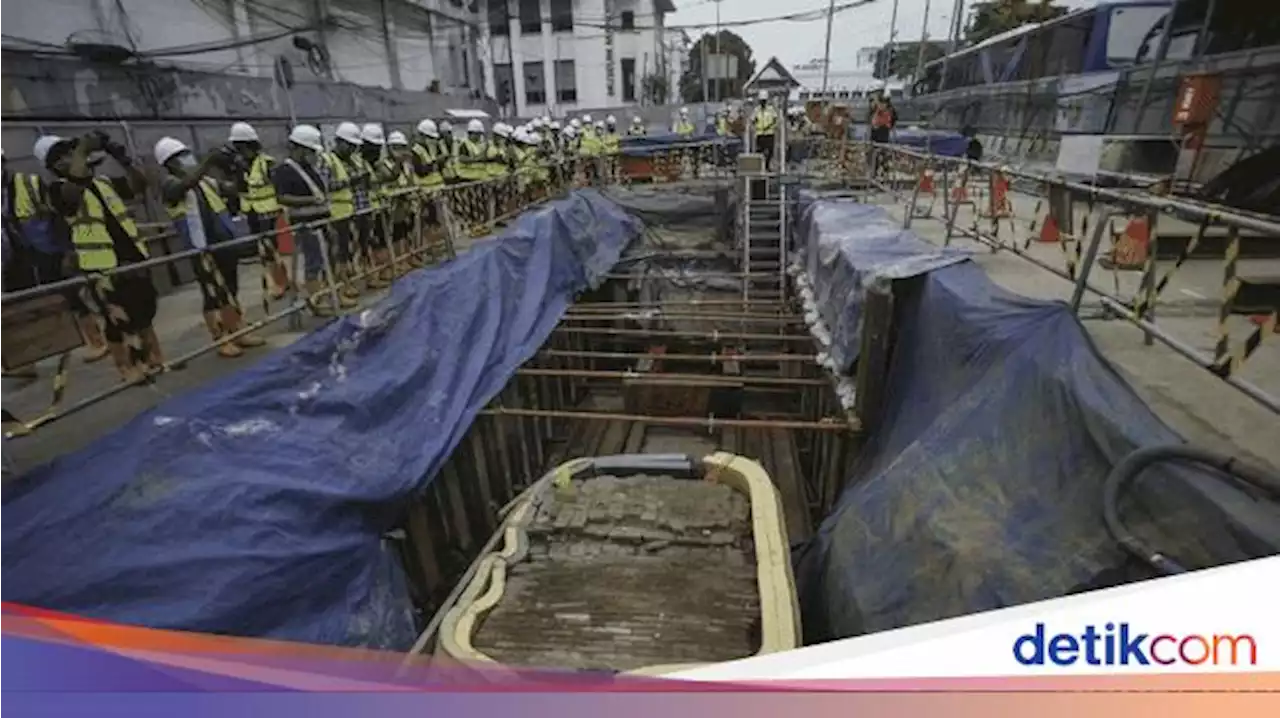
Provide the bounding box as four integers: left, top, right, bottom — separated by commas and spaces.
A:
582, 114, 592, 124
494, 122, 512, 138
550, 121, 562, 130
335, 121, 363, 145
523, 131, 541, 146
632, 115, 643, 123
33, 135, 69, 166
361, 123, 385, 145
680, 106, 689, 115
606, 115, 617, 125
570, 118, 581, 129
758, 90, 769, 101
288, 124, 324, 152
387, 131, 408, 146
563, 126, 578, 138
594, 121, 604, 130
153, 136, 189, 166
228, 121, 259, 143
439, 120, 453, 132
416, 119, 440, 138
466, 119, 485, 134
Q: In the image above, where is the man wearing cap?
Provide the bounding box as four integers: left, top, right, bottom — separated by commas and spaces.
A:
316, 122, 361, 307
3, 148, 110, 370
156, 137, 264, 358
35, 132, 164, 381
271, 125, 335, 316
228, 121, 290, 300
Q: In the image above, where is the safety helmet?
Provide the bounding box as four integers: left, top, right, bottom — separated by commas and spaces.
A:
228, 121, 259, 143
680, 106, 689, 115
440, 120, 453, 133
758, 90, 769, 101
632, 115, 643, 124
33, 135, 70, 166
288, 124, 324, 152
494, 122, 512, 138
582, 114, 592, 124
416, 119, 440, 138
466, 118, 485, 134
153, 136, 189, 166
594, 120, 604, 130
335, 121, 363, 145
387, 131, 409, 146
523, 131, 541, 146
570, 118, 581, 129
361, 123, 385, 145
563, 126, 578, 138
606, 115, 617, 126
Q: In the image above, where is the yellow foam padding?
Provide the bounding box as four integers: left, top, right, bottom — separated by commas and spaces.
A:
436, 453, 802, 676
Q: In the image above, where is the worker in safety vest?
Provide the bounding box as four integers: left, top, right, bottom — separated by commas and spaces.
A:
489, 122, 514, 213
383, 131, 417, 271
3, 149, 109, 368
411, 119, 447, 258
358, 123, 395, 287
436, 120, 457, 183
628, 116, 646, 136
453, 119, 491, 231
270, 125, 335, 316
317, 122, 362, 308
36, 131, 164, 381
674, 107, 695, 136
753, 91, 779, 170
228, 121, 291, 299
868, 86, 897, 178
156, 137, 265, 359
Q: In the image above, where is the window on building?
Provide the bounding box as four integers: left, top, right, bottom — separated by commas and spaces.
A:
524, 61, 546, 104
494, 62, 514, 106
555, 59, 576, 102
489, 0, 510, 36
621, 57, 636, 101
519, 0, 541, 34
621, 10, 635, 30
550, 0, 573, 32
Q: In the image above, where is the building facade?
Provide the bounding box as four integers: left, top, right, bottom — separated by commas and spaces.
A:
789, 47, 906, 102
2, 0, 490, 96
483, 0, 677, 118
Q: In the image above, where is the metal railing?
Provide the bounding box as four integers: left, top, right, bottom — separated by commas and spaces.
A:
857, 141, 1280, 415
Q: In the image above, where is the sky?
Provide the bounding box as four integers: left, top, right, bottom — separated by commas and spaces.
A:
668, 0, 1098, 72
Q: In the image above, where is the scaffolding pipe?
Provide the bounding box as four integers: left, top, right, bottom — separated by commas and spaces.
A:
516, 368, 828, 387
480, 407, 858, 432
561, 312, 803, 324
552, 327, 813, 342
536, 349, 817, 363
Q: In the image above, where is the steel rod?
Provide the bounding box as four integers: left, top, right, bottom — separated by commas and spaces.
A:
480, 407, 858, 432
561, 312, 803, 324
552, 327, 812, 342
568, 300, 789, 309
517, 367, 827, 387
536, 349, 816, 363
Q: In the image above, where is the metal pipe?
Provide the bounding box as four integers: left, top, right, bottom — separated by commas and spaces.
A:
480, 407, 859, 432
561, 312, 803, 324
552, 327, 812, 342
820, 0, 836, 95
1129, 0, 1185, 133
568, 300, 788, 309
516, 367, 828, 387
600, 271, 781, 280
536, 349, 817, 364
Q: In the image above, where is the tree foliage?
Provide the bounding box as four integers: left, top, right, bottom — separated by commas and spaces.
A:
680, 30, 757, 103
873, 42, 948, 80
964, 0, 1069, 45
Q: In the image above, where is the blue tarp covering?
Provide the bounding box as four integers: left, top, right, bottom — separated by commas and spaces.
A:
792, 197, 1280, 642
2, 189, 642, 649
849, 126, 969, 157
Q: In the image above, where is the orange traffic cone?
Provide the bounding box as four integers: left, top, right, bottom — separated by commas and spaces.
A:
1104, 217, 1150, 270
986, 172, 1013, 218
277, 212, 295, 255
1037, 214, 1061, 243
950, 183, 969, 203
918, 170, 935, 195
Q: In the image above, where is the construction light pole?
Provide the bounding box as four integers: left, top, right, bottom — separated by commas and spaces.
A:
821, 0, 835, 95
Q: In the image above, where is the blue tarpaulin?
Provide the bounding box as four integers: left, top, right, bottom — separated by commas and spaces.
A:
792, 197, 1280, 642
849, 126, 969, 157
2, 189, 642, 649
621, 132, 739, 158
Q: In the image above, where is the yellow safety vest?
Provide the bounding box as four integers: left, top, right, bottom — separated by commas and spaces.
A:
411, 142, 444, 189
755, 107, 778, 136
240, 153, 279, 215
454, 138, 488, 182
675, 121, 695, 137
628, 125, 645, 136
716, 118, 729, 136
380, 157, 410, 201
485, 141, 508, 178
164, 176, 229, 220
601, 131, 620, 155
580, 129, 601, 157
68, 178, 147, 271
322, 153, 354, 220
11, 173, 44, 220
440, 139, 459, 182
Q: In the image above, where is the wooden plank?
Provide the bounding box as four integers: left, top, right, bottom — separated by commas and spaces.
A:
768, 429, 814, 545
623, 421, 647, 454
854, 281, 894, 433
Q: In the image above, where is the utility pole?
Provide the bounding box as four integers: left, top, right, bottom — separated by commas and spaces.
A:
880, 0, 901, 80
820, 0, 835, 95
714, 0, 722, 101
914, 0, 933, 82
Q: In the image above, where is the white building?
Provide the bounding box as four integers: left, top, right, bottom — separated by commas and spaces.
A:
483, 0, 677, 118
789, 47, 906, 102
3, 0, 490, 96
